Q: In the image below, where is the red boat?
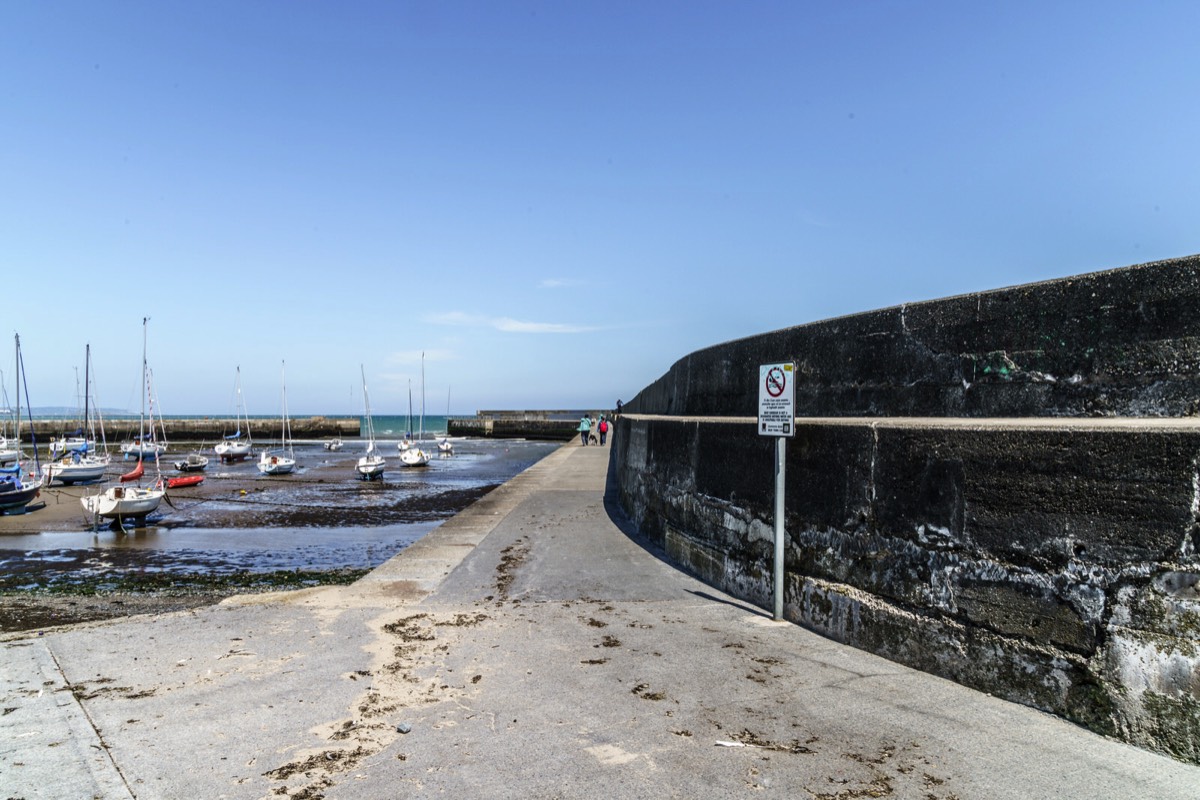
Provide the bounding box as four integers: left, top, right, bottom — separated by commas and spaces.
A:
166, 475, 204, 489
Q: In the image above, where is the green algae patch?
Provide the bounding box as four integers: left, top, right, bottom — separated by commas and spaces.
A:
0, 568, 371, 633
0, 567, 369, 595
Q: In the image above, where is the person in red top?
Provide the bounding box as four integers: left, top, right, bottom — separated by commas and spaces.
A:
598, 415, 609, 446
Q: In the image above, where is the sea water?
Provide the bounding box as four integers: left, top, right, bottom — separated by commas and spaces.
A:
0, 435, 560, 589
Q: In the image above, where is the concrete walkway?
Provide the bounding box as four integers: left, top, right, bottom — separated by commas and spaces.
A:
3, 444, 1199, 799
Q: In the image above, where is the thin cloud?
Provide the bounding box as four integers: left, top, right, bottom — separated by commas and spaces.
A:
426, 311, 594, 334
538, 278, 585, 289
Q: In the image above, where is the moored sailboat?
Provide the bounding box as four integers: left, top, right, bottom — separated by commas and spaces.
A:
43, 344, 112, 485
355, 365, 386, 480
398, 364, 430, 467
258, 361, 296, 475
81, 319, 164, 524
0, 334, 43, 514
214, 366, 253, 462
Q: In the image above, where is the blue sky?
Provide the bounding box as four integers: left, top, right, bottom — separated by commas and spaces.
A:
5, 1, 1199, 416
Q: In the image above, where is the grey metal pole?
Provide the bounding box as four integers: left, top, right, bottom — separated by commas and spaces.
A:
774, 435, 786, 621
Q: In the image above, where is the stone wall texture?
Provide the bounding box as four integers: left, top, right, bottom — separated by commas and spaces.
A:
614, 254, 1200, 763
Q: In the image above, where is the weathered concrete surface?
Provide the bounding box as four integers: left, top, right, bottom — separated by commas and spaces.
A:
449, 417, 579, 440
628, 255, 1200, 419
5, 445, 1200, 798
613, 254, 1200, 764
614, 412, 1200, 764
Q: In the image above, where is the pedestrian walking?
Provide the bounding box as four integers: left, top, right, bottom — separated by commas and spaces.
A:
598, 415, 609, 445
578, 415, 591, 446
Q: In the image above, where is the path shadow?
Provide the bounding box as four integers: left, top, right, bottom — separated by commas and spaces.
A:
600, 444, 771, 620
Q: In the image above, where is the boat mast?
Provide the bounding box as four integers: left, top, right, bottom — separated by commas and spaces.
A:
88, 345, 109, 456
281, 361, 292, 458
82, 346, 90, 453
15, 334, 40, 475
12, 335, 19, 463
361, 364, 374, 453
139, 318, 147, 465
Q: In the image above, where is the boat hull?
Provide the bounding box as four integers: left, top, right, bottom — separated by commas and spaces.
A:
214, 442, 252, 462
173, 455, 209, 472
399, 448, 430, 467
166, 475, 204, 489
81, 485, 163, 520
0, 480, 42, 512
356, 456, 386, 480
258, 453, 296, 475
43, 457, 109, 485
121, 443, 166, 460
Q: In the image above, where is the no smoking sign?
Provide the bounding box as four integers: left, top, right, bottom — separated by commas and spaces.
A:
758, 362, 795, 436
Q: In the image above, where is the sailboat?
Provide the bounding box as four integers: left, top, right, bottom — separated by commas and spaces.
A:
398, 357, 430, 467
325, 386, 348, 451
214, 366, 253, 462
258, 361, 296, 475
398, 381, 413, 452
355, 366, 386, 480
43, 344, 112, 485
437, 385, 454, 455
0, 334, 44, 514
48, 368, 88, 458
81, 319, 165, 524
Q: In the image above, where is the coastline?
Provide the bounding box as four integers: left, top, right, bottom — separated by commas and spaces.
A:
0, 438, 558, 633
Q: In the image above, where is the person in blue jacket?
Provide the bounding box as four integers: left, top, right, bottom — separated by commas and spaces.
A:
578, 415, 591, 446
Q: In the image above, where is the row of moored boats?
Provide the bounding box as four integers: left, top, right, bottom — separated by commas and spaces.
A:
0, 324, 454, 525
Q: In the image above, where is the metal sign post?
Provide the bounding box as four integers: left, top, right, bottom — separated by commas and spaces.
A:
758, 363, 795, 621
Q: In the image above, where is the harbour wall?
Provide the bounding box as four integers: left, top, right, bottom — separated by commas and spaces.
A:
613, 254, 1200, 763
450, 410, 613, 441
17, 417, 360, 443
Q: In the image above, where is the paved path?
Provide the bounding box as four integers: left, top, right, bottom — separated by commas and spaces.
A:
4, 444, 1199, 799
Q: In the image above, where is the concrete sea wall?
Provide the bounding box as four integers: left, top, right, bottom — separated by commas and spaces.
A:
450, 410, 613, 441
614, 254, 1200, 763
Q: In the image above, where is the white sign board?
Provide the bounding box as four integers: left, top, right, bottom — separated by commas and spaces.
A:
758, 362, 795, 437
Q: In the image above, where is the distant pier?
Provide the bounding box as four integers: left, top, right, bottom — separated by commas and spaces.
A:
16, 416, 359, 444
15, 410, 613, 444
448, 409, 611, 441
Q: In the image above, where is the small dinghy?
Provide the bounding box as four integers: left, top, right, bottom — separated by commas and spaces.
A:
166, 474, 204, 489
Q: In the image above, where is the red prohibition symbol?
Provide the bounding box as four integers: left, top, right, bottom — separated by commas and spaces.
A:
765, 366, 786, 398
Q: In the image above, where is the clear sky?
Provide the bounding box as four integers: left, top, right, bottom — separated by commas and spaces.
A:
5, 1, 1199, 416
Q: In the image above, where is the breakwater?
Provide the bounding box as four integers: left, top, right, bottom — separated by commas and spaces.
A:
614, 254, 1200, 763
15, 416, 359, 443
450, 410, 612, 441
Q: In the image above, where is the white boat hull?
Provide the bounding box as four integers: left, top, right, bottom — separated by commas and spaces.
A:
43, 455, 110, 485
174, 454, 209, 472
215, 441, 252, 461
121, 442, 166, 460
49, 437, 89, 458
356, 455, 386, 479
399, 447, 430, 467
258, 451, 296, 475
81, 484, 164, 520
